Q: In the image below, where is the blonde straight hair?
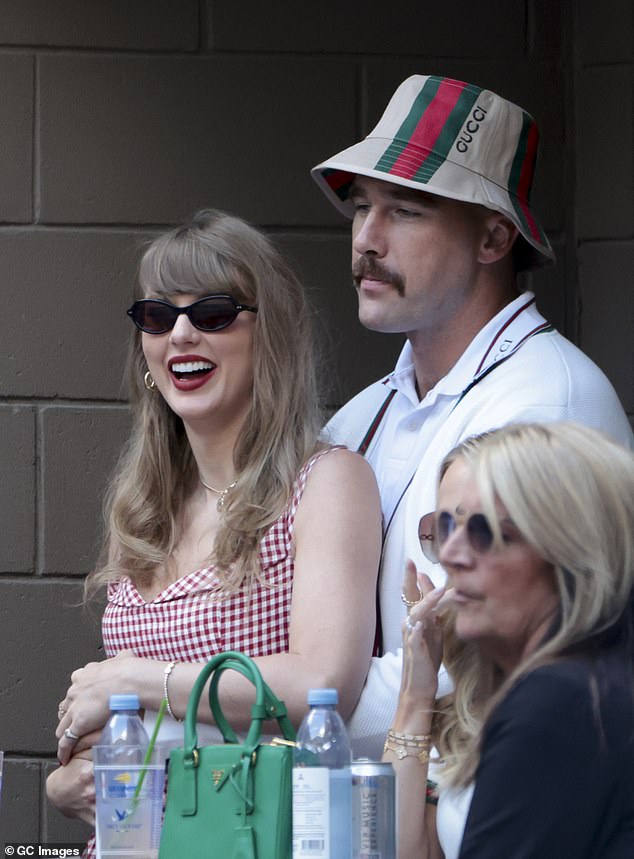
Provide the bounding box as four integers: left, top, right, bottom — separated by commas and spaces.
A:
86, 209, 325, 597
432, 422, 634, 788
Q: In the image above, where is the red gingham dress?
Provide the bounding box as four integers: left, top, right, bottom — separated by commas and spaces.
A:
82, 448, 334, 858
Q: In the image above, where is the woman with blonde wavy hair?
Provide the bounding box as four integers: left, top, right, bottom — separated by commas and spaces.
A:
47, 209, 381, 846
386, 421, 634, 858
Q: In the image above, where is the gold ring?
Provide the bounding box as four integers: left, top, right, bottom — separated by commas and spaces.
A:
400, 590, 422, 609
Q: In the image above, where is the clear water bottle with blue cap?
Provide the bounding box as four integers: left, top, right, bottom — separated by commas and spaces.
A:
94, 693, 163, 858
99, 693, 149, 762
292, 688, 352, 859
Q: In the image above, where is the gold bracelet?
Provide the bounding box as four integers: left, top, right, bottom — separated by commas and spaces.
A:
383, 729, 431, 764
163, 660, 183, 723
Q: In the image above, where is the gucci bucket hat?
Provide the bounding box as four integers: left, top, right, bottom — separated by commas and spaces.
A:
311, 74, 554, 269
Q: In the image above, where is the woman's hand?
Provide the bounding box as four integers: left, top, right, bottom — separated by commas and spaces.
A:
394, 560, 449, 731
56, 650, 139, 764
46, 739, 99, 826
386, 561, 449, 859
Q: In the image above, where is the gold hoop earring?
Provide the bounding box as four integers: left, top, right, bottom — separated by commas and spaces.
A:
144, 370, 156, 391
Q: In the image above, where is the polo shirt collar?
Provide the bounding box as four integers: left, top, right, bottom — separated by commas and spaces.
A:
385, 291, 543, 405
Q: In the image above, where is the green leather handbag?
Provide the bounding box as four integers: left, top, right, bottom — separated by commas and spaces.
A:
159, 651, 296, 859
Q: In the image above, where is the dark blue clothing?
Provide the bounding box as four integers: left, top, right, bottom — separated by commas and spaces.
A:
459, 653, 634, 858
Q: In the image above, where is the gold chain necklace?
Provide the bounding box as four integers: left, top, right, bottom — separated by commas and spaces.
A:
200, 477, 238, 511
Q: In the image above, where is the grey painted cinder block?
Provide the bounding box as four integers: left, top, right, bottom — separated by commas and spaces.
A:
578, 0, 634, 63
0, 53, 33, 223
0, 758, 41, 843
0, 579, 102, 753
0, 0, 199, 50
41, 406, 131, 575
0, 406, 36, 573
208, 0, 526, 58
529, 0, 568, 60
577, 66, 634, 240
578, 241, 634, 414
523, 236, 568, 336
0, 229, 151, 399
274, 231, 403, 407
39, 55, 357, 226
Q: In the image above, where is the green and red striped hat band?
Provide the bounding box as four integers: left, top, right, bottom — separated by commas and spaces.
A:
311, 75, 554, 269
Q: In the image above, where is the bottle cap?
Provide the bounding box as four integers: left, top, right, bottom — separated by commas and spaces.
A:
109, 693, 141, 711
307, 688, 338, 706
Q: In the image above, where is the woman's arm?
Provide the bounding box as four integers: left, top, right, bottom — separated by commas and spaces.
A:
57, 448, 382, 763
384, 563, 445, 859
46, 730, 100, 824
46, 755, 95, 825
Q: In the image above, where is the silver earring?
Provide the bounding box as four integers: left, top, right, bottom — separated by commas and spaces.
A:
144, 370, 156, 391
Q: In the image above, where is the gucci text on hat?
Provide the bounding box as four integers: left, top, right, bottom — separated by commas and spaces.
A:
311, 75, 554, 269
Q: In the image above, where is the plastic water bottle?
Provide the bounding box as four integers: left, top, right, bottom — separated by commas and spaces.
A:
94, 693, 163, 858
292, 688, 352, 859
99, 693, 149, 760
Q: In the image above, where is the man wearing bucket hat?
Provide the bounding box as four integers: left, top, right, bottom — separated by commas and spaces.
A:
312, 74, 633, 760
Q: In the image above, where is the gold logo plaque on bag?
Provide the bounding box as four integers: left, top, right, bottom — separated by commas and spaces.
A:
211, 769, 225, 786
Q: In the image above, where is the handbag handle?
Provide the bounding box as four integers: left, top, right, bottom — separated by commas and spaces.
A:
183, 651, 295, 765
208, 658, 295, 746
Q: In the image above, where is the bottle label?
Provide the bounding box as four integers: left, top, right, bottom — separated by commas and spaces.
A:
292, 767, 330, 858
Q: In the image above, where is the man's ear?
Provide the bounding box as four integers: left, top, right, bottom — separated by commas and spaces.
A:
479, 213, 518, 264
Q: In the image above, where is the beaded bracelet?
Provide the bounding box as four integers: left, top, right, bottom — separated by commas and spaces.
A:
163, 660, 183, 723
383, 729, 432, 764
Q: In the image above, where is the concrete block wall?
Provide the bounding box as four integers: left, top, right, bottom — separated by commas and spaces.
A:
576, 0, 634, 415
0, 0, 630, 846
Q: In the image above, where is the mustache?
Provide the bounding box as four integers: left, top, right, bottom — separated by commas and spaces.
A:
352, 257, 405, 296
